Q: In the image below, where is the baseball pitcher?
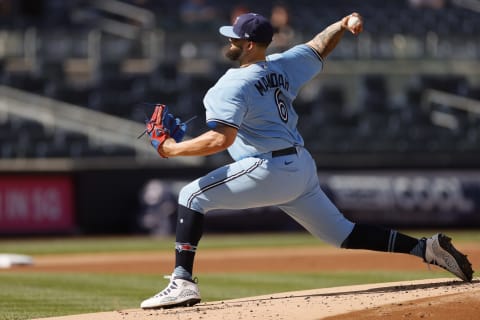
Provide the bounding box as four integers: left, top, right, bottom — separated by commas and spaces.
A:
140, 12, 473, 309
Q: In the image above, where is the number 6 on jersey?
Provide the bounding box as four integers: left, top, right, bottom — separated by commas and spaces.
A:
275, 88, 288, 123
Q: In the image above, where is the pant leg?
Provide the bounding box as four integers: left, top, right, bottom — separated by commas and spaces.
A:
277, 148, 354, 247
279, 182, 355, 247
178, 147, 353, 247
178, 152, 307, 213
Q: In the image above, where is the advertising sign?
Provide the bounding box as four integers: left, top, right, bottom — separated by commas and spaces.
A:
0, 176, 75, 232
319, 171, 480, 227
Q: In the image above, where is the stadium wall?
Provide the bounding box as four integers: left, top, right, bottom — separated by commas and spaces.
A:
0, 167, 479, 235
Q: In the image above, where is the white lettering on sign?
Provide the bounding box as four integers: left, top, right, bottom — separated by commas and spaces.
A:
327, 175, 474, 213
5, 189, 29, 220
393, 177, 474, 212
328, 176, 393, 210
33, 188, 62, 222
0, 187, 64, 222
0, 177, 72, 232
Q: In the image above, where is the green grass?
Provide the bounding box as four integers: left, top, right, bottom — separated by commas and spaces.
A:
0, 232, 323, 255
0, 230, 477, 320
0, 272, 145, 320
0, 270, 448, 320
0, 230, 478, 255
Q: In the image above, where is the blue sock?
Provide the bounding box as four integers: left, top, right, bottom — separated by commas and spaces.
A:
173, 266, 192, 280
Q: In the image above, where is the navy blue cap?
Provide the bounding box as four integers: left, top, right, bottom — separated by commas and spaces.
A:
219, 13, 273, 43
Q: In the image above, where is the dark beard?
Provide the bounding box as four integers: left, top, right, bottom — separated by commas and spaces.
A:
225, 46, 242, 61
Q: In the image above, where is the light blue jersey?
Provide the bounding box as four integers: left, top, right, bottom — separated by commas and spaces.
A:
179, 44, 354, 247
204, 44, 323, 161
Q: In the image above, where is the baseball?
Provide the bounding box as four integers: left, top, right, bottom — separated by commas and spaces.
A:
347, 16, 360, 28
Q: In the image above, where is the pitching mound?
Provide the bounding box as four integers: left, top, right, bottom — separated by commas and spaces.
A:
33, 278, 479, 320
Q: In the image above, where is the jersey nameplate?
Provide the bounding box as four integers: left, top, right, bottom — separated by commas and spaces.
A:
254, 72, 289, 96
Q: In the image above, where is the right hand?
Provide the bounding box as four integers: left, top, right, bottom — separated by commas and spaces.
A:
342, 13, 363, 35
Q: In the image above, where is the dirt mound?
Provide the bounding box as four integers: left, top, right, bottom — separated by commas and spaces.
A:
33, 278, 479, 320
325, 289, 480, 320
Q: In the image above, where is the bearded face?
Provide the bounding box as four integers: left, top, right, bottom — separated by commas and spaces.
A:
225, 39, 244, 61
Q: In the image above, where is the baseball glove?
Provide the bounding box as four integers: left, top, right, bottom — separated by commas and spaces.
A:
145, 104, 186, 157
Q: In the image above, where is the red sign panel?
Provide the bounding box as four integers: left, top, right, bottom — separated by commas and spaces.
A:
0, 176, 75, 232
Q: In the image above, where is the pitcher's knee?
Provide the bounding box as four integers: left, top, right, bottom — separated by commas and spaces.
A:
178, 184, 206, 213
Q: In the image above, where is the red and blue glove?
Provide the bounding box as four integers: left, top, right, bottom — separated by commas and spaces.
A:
145, 104, 186, 157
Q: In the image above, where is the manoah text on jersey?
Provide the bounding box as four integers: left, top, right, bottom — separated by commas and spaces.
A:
254, 72, 290, 96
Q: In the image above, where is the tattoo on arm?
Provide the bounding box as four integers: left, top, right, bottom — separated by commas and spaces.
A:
306, 21, 346, 60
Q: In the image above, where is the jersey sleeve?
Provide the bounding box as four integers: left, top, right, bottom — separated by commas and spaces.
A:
267, 44, 323, 94
203, 82, 247, 129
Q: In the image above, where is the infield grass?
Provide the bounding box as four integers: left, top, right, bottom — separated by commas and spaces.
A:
0, 230, 478, 255
0, 270, 448, 320
0, 230, 477, 320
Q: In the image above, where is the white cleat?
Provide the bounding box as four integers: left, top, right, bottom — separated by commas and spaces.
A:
141, 274, 201, 309
423, 233, 473, 282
